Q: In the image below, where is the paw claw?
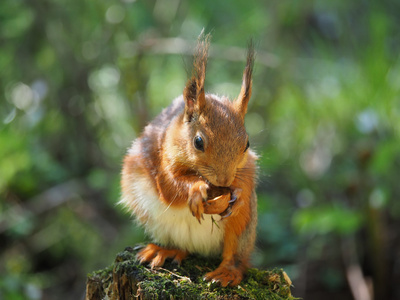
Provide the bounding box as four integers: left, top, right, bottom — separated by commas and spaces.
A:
228, 195, 237, 204
220, 207, 232, 219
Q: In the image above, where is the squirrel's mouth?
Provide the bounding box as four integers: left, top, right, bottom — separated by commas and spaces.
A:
198, 169, 235, 188
204, 177, 232, 190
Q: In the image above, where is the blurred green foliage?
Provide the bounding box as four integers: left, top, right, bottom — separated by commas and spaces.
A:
1, 0, 400, 299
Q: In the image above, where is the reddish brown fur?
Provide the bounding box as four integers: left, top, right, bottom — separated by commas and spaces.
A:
120, 33, 257, 287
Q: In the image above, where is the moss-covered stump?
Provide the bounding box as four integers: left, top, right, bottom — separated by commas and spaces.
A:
86, 246, 295, 300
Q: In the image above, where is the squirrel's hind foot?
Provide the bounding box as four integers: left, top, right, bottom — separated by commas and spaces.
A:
136, 243, 188, 268
203, 264, 244, 287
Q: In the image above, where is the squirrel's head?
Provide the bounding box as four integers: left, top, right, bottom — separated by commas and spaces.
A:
180, 33, 255, 187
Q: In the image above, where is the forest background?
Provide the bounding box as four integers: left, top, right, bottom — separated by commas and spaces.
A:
1, 0, 400, 299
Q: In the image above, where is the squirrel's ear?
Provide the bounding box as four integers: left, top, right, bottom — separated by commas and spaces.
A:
235, 40, 255, 118
183, 32, 210, 121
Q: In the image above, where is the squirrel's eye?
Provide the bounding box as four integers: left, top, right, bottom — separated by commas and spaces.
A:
194, 136, 205, 152
245, 140, 250, 152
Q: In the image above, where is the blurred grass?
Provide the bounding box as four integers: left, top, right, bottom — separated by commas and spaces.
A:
1, 0, 400, 299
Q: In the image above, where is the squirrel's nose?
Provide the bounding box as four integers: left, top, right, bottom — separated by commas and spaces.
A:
215, 176, 234, 187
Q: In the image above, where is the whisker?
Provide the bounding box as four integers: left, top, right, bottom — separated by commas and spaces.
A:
158, 198, 175, 216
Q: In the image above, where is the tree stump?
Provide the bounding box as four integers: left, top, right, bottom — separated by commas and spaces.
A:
86, 246, 295, 300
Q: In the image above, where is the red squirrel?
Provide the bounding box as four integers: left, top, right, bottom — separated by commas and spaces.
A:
120, 33, 258, 287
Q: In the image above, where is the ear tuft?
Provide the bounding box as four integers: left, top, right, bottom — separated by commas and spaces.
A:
236, 40, 255, 117
183, 31, 210, 121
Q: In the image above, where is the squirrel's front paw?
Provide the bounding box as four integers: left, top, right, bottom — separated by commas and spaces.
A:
220, 188, 243, 219
188, 181, 208, 223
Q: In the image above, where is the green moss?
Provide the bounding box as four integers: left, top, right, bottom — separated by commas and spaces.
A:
86, 247, 297, 300
87, 265, 113, 279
